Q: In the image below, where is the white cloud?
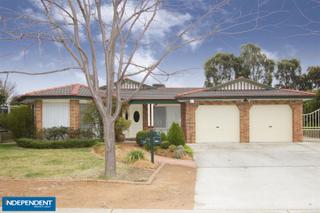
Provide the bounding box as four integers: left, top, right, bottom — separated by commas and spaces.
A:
100, 1, 192, 43
262, 49, 280, 61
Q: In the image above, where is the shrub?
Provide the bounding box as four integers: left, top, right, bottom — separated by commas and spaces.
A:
160, 140, 170, 149
41, 126, 69, 140
160, 132, 167, 141
39, 127, 96, 140
168, 144, 176, 152
167, 122, 185, 146
5, 105, 35, 138
16, 138, 99, 149
126, 150, 144, 163
136, 130, 150, 146
184, 144, 193, 157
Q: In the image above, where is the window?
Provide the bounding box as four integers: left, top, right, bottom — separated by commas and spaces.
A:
133, 111, 140, 122
80, 103, 90, 130
154, 106, 166, 128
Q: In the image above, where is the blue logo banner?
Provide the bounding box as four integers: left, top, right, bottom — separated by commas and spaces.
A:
2, 196, 56, 211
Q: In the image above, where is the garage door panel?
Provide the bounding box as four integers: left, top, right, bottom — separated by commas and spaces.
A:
250, 105, 292, 142
196, 105, 239, 143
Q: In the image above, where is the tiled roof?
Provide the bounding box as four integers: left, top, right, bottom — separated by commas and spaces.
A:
120, 87, 201, 100
177, 88, 315, 99
22, 84, 91, 98
19, 78, 315, 101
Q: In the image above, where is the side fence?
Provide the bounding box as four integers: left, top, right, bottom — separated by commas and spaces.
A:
303, 109, 320, 141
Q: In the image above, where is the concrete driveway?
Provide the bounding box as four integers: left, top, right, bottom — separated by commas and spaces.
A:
192, 142, 320, 210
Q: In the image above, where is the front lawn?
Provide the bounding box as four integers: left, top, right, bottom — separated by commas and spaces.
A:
0, 144, 104, 179
0, 143, 157, 181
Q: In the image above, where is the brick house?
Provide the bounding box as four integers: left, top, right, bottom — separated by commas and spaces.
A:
18, 77, 315, 143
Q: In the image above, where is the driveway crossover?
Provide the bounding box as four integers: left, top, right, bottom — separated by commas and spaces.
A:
191, 142, 320, 210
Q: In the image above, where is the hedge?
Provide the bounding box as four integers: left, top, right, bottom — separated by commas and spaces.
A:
16, 138, 99, 149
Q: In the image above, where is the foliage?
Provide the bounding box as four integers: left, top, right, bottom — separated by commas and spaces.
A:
125, 150, 145, 163
183, 145, 193, 157
0, 80, 15, 105
204, 53, 240, 87
307, 66, 320, 89
115, 117, 131, 141
303, 90, 320, 113
136, 130, 151, 146
160, 132, 167, 141
204, 43, 275, 87
39, 126, 96, 140
82, 102, 130, 139
160, 140, 170, 149
16, 138, 99, 149
0, 105, 35, 138
40, 126, 69, 140
167, 122, 185, 146
168, 144, 177, 152
82, 103, 103, 138
275, 59, 302, 89
239, 43, 274, 85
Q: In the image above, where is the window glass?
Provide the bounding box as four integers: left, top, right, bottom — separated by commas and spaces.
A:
133, 111, 140, 122
154, 106, 166, 128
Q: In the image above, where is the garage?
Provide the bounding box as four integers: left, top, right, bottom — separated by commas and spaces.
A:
249, 105, 292, 142
196, 105, 240, 143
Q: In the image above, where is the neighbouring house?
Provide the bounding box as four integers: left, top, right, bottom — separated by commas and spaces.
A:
18, 77, 315, 143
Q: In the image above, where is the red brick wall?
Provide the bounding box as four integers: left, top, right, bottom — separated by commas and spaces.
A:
290, 102, 303, 142
70, 100, 80, 130
182, 100, 304, 143
143, 104, 148, 130
34, 100, 42, 132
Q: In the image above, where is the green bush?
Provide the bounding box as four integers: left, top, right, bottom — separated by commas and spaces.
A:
160, 140, 170, 149
184, 144, 193, 157
168, 144, 176, 152
4, 105, 35, 138
167, 122, 185, 146
16, 138, 99, 149
126, 150, 144, 163
160, 132, 167, 141
136, 130, 151, 146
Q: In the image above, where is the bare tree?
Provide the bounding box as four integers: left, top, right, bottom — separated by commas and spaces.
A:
0, 0, 284, 176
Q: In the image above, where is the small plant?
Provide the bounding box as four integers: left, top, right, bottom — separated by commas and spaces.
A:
160, 140, 170, 149
168, 144, 176, 152
126, 150, 145, 163
167, 122, 185, 146
184, 144, 193, 157
136, 130, 150, 146
115, 117, 131, 142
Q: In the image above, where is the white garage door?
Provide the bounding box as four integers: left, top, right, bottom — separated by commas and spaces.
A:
196, 105, 240, 143
250, 105, 292, 142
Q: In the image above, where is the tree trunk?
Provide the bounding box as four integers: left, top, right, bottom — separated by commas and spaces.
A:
103, 119, 116, 177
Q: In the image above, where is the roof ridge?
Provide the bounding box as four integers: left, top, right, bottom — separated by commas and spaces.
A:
176, 88, 208, 97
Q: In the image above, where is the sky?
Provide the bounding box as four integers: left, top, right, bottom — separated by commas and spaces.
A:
0, 0, 320, 95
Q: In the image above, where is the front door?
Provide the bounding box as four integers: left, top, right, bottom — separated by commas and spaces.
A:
125, 104, 143, 138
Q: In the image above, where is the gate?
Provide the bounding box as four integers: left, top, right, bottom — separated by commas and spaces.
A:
303, 109, 320, 141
